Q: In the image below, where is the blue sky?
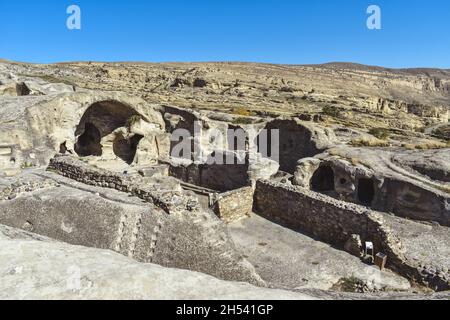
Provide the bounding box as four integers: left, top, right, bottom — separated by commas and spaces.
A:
1, 0, 449, 68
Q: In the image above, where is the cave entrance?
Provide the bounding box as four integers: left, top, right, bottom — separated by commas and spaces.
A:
357, 178, 375, 206
74, 123, 102, 157
113, 134, 144, 165
257, 120, 320, 173
311, 166, 335, 192
74, 100, 143, 160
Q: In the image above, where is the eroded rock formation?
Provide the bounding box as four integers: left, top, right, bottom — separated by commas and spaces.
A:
0, 60, 449, 299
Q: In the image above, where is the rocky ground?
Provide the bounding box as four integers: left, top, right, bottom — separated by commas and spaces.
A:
2, 60, 450, 133
228, 214, 411, 292
0, 224, 315, 300
0, 60, 449, 300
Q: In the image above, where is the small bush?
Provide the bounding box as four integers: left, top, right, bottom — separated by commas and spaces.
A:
369, 128, 390, 140
21, 162, 34, 169
233, 117, 254, 125
433, 126, 450, 141
322, 105, 341, 118
334, 277, 365, 293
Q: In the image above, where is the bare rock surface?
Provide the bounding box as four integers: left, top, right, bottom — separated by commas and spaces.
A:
381, 214, 450, 285
0, 169, 264, 286
392, 149, 450, 183
1, 224, 448, 300
0, 60, 449, 299
228, 214, 411, 292
0, 224, 314, 300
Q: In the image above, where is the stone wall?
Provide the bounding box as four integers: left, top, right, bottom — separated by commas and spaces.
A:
253, 180, 449, 290
213, 187, 254, 223
296, 156, 450, 227
48, 155, 198, 215
254, 180, 375, 248
0, 179, 58, 201
168, 159, 250, 192
0, 156, 265, 286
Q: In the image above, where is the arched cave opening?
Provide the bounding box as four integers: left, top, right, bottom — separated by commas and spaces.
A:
16, 82, 31, 96
357, 178, 375, 206
74, 123, 102, 157
311, 166, 335, 192
113, 134, 144, 165
163, 106, 198, 160
257, 120, 320, 173
74, 100, 143, 159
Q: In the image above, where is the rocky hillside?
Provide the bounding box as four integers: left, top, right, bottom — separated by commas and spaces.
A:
1, 60, 449, 135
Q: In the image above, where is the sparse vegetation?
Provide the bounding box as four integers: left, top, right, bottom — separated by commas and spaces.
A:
21, 162, 34, 169
369, 127, 390, 140
402, 141, 449, 150
332, 277, 366, 293
232, 117, 254, 125
350, 136, 390, 147
231, 107, 256, 117
322, 105, 341, 118
19, 73, 76, 87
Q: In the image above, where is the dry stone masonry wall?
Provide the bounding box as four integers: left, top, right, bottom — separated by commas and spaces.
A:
0, 155, 265, 286
253, 179, 450, 290
0, 179, 58, 201
213, 187, 254, 223
48, 155, 199, 214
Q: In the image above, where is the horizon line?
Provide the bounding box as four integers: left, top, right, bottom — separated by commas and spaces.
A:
1, 58, 449, 71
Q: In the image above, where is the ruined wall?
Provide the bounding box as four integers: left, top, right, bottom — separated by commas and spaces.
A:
296, 156, 450, 227
47, 156, 192, 214
0, 156, 265, 286
254, 180, 374, 247
213, 187, 254, 223
169, 160, 250, 192
260, 119, 334, 173
253, 180, 449, 290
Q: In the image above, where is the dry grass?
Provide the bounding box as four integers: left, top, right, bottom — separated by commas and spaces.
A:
327, 148, 372, 169
402, 141, 449, 150
328, 148, 341, 157
231, 107, 256, 117
350, 136, 390, 147
436, 184, 450, 194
